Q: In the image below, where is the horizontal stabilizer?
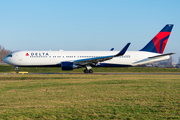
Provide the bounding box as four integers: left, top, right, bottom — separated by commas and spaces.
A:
148, 53, 175, 59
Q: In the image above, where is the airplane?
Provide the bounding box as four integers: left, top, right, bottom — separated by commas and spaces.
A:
3, 24, 175, 73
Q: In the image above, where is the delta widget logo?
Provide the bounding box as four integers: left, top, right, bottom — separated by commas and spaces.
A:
25, 53, 29, 56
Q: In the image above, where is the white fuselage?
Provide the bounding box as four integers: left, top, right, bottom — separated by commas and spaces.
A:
3, 50, 170, 67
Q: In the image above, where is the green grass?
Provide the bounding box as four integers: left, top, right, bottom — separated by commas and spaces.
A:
0, 64, 180, 73
0, 74, 180, 119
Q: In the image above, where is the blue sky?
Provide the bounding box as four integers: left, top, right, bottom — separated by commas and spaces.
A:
1, 0, 180, 62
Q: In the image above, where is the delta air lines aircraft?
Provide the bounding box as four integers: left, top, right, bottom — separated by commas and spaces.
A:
3, 24, 175, 73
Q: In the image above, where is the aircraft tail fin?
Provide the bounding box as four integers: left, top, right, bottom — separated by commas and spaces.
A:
140, 24, 173, 54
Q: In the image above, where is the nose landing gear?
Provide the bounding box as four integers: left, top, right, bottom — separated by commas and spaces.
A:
15, 66, 19, 73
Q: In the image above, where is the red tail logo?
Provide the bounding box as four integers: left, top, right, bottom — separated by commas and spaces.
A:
152, 32, 171, 54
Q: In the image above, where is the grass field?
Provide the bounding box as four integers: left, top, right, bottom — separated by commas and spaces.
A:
0, 74, 180, 119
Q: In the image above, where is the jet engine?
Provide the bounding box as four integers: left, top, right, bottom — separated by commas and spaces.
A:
61, 62, 73, 70
61, 62, 82, 70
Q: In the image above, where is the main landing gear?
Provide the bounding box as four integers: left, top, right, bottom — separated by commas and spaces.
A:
84, 65, 93, 74
84, 69, 93, 73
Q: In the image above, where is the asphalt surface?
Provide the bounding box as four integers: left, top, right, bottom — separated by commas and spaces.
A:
0, 72, 180, 75
32, 72, 180, 75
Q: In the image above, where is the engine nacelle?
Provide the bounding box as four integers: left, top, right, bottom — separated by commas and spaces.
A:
61, 62, 73, 70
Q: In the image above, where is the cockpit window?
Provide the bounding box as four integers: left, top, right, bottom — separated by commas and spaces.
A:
7, 55, 12, 57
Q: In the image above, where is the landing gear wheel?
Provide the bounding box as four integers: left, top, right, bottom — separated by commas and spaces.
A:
89, 70, 93, 74
84, 70, 89, 73
15, 66, 19, 73
83, 69, 93, 74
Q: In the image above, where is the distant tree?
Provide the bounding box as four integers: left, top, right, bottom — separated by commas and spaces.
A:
0, 45, 12, 63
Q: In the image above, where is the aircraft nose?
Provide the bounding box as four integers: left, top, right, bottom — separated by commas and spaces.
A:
3, 57, 11, 64
3, 57, 7, 63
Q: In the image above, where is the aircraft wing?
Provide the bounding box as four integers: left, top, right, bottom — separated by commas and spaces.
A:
74, 43, 131, 66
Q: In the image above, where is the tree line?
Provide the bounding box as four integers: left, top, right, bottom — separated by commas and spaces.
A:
0, 45, 12, 63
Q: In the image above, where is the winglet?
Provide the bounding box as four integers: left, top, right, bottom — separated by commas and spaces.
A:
114, 43, 131, 57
